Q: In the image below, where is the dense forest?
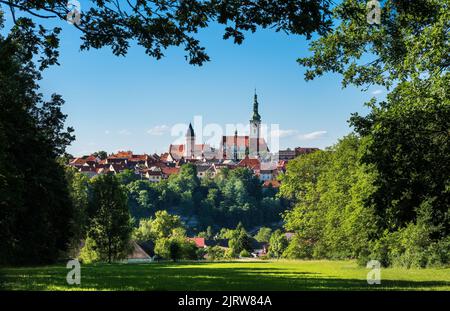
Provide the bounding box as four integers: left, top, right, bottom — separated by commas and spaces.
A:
280, 135, 449, 267
67, 163, 286, 233
124, 165, 285, 230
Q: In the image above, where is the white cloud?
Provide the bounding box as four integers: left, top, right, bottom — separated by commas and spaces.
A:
372, 89, 383, 95
147, 125, 169, 136
298, 130, 327, 140
118, 129, 131, 136
104, 130, 110, 135
270, 129, 298, 138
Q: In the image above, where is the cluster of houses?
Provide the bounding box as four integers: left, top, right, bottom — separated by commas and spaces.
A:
68, 94, 318, 188
68, 147, 317, 189
127, 233, 296, 262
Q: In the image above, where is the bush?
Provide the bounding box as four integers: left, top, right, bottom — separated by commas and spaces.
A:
206, 246, 225, 260
390, 224, 430, 268
79, 237, 100, 264
425, 237, 450, 268
154, 237, 171, 259
196, 247, 207, 260
155, 237, 200, 261
358, 224, 450, 268
239, 250, 251, 258
181, 240, 199, 260
224, 248, 235, 259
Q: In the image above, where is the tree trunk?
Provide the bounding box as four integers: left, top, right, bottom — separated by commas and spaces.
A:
108, 236, 112, 264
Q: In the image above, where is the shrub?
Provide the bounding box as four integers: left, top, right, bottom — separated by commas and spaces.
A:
425, 237, 450, 268
154, 237, 171, 259
196, 247, 207, 260
206, 246, 225, 260
358, 220, 449, 268
181, 240, 199, 260
79, 237, 100, 264
239, 249, 251, 258
224, 248, 235, 259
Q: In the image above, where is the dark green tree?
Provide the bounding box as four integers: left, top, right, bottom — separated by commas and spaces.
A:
268, 229, 288, 258
351, 80, 449, 234
198, 226, 214, 239
168, 239, 183, 262
116, 169, 140, 185
280, 135, 377, 260
254, 227, 272, 243
228, 222, 253, 256
0, 15, 75, 265
150, 210, 184, 239
64, 166, 90, 256
298, 0, 449, 238
86, 174, 132, 263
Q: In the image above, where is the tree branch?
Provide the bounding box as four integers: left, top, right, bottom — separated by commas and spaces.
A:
0, 0, 57, 19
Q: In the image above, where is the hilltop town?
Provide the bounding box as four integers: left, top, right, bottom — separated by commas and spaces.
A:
67, 94, 319, 188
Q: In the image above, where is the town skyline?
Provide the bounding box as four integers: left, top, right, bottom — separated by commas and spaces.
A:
64, 88, 380, 157
70, 93, 311, 161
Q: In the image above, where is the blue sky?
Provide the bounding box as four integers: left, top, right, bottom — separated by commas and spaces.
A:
2, 5, 386, 156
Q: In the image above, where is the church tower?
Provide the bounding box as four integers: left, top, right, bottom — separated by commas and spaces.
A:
249, 91, 261, 156
185, 123, 195, 158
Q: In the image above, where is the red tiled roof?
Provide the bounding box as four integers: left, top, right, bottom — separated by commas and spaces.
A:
85, 155, 98, 162
69, 157, 87, 165
238, 156, 261, 170
188, 237, 205, 248
113, 151, 133, 158
161, 166, 180, 176
109, 151, 150, 162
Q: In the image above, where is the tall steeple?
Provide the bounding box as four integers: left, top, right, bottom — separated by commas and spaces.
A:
249, 90, 261, 157
252, 89, 261, 122
186, 123, 195, 137
185, 123, 195, 158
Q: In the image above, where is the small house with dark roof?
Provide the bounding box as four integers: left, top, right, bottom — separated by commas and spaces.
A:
126, 241, 154, 263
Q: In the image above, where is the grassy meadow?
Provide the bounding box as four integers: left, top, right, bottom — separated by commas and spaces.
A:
1, 260, 449, 291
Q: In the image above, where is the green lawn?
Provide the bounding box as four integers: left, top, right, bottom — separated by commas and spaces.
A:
1, 260, 449, 291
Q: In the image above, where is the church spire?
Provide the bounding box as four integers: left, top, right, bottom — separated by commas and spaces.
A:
186, 123, 195, 137
252, 90, 261, 122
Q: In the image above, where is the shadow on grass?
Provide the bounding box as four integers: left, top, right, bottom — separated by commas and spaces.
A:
1, 262, 449, 291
